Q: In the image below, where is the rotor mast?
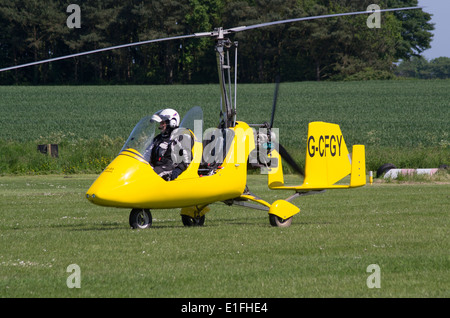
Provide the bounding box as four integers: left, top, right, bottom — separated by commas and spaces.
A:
213, 28, 238, 128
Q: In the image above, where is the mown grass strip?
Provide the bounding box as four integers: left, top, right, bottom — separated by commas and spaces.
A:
0, 175, 448, 297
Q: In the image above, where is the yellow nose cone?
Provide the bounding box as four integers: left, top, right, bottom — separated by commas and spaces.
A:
86, 152, 163, 208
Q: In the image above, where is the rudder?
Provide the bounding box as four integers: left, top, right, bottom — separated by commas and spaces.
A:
302, 122, 351, 188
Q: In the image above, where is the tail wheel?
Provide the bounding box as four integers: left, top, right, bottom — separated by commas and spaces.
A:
129, 209, 152, 229
181, 214, 205, 227
269, 214, 293, 227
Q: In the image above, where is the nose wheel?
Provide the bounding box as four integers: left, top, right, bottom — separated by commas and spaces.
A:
129, 209, 152, 229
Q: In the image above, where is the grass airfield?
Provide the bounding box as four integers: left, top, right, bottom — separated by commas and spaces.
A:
0, 174, 448, 298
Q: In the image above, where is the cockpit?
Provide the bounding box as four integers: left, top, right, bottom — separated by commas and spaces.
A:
121, 106, 236, 179
121, 106, 203, 162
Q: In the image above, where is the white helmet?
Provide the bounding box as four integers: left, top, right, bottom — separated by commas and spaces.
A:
151, 108, 180, 128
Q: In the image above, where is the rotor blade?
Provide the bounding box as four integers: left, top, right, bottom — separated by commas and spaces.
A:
0, 6, 421, 73
277, 142, 304, 177
0, 33, 199, 73
269, 76, 280, 129
225, 6, 421, 34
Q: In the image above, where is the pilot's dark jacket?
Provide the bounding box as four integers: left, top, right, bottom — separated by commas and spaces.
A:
147, 128, 192, 180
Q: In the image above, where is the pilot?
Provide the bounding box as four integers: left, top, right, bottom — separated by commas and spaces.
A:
147, 108, 192, 181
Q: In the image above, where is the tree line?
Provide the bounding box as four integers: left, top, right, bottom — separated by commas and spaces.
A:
395, 56, 450, 79
0, 0, 434, 85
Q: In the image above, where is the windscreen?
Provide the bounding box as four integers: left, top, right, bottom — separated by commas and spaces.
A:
120, 116, 157, 159
179, 106, 203, 141
120, 106, 203, 162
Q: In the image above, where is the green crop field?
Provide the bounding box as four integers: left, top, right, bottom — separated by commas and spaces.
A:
0, 80, 449, 175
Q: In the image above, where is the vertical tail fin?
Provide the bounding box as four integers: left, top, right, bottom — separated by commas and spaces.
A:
268, 121, 366, 190
303, 122, 351, 187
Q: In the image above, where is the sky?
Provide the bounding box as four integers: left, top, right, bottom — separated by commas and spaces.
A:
417, 0, 450, 59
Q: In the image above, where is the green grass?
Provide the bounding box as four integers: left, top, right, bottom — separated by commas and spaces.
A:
1, 81, 448, 299
0, 80, 449, 174
0, 174, 448, 297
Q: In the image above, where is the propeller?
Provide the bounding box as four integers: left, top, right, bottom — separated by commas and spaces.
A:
277, 142, 305, 177
0, 6, 421, 73
264, 77, 305, 177
269, 75, 280, 130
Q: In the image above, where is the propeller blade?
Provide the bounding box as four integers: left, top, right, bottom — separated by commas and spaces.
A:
269, 76, 280, 129
265, 78, 303, 176
277, 142, 304, 177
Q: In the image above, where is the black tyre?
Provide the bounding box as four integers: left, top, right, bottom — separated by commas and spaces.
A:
376, 163, 396, 178
181, 214, 205, 227
269, 214, 293, 227
129, 209, 152, 229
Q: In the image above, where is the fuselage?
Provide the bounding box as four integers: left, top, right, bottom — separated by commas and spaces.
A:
86, 121, 255, 209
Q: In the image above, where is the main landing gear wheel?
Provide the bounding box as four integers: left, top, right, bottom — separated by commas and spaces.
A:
181, 214, 205, 227
129, 209, 152, 229
269, 214, 293, 228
